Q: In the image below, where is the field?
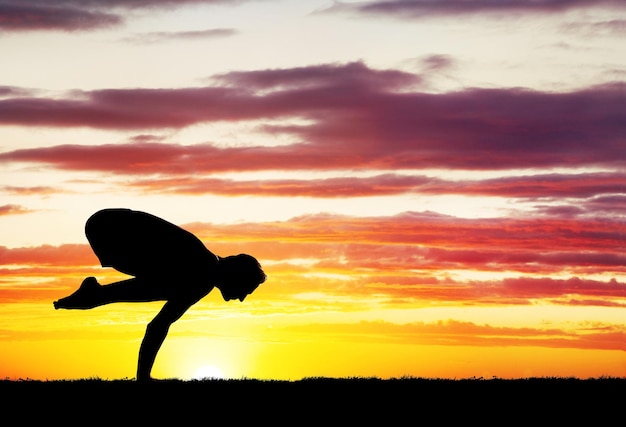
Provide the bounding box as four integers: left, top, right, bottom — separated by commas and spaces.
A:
3, 376, 623, 422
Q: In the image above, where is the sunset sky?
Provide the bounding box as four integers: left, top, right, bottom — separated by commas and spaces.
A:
0, 0, 625, 381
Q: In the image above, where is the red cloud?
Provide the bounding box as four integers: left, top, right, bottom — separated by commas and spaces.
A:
500, 276, 626, 299
286, 320, 626, 351
358, 276, 626, 307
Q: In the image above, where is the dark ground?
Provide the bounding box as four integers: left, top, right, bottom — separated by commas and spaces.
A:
3, 376, 623, 423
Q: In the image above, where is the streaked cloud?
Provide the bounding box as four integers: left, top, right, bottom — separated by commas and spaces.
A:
562, 19, 626, 36
124, 172, 626, 200
327, 0, 625, 19
2, 186, 61, 196
283, 319, 626, 351
124, 28, 237, 44
0, 2, 120, 31
0, 244, 96, 266
0, 204, 31, 216
2, 210, 624, 305
0, 0, 245, 32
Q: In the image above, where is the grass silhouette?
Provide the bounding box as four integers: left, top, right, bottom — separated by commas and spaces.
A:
3, 376, 621, 422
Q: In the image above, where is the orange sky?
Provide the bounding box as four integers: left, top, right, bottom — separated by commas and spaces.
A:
0, 0, 625, 380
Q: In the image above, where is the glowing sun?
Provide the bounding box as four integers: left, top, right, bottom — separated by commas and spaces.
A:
193, 365, 226, 380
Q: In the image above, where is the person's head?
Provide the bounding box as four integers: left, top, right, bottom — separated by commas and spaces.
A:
216, 254, 266, 302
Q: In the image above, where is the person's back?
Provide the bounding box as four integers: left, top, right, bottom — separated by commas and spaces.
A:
86, 208, 217, 279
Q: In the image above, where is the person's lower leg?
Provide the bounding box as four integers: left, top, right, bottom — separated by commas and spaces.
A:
53, 276, 103, 309
54, 277, 168, 310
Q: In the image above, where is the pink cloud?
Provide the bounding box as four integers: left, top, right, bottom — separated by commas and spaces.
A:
124, 171, 626, 201
0, 204, 32, 216
185, 211, 626, 278
2, 186, 61, 196
186, 210, 621, 247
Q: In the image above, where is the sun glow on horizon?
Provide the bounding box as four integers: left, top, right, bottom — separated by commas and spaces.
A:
193, 365, 226, 380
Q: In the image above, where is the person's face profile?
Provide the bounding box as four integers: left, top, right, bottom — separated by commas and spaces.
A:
220, 281, 259, 302
219, 286, 247, 302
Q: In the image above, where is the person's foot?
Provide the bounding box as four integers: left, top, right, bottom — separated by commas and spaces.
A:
53, 277, 101, 309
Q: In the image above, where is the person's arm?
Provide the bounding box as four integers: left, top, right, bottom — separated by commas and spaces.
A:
137, 300, 193, 382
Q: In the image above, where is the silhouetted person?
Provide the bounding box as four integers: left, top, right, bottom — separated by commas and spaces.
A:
54, 208, 266, 382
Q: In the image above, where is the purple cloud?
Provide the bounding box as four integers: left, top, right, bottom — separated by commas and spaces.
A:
328, 0, 625, 19
0, 2, 121, 31
0, 62, 624, 172
0, 0, 244, 32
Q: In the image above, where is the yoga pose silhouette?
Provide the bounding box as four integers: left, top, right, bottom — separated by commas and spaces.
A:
54, 208, 266, 382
